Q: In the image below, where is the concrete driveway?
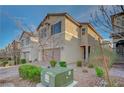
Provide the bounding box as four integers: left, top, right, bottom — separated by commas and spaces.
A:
110, 67, 124, 78
0, 66, 19, 80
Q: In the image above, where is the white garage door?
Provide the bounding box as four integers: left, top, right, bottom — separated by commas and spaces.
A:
43, 48, 60, 62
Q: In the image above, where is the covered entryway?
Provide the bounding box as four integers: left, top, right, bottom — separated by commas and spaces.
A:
116, 40, 124, 56
43, 48, 61, 62
80, 46, 91, 62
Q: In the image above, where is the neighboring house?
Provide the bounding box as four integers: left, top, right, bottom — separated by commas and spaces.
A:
20, 31, 39, 62
5, 43, 12, 59
10, 40, 21, 62
37, 12, 103, 64
111, 12, 124, 56
102, 40, 112, 50
0, 49, 6, 59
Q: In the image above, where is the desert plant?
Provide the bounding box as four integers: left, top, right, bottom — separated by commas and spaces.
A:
3, 61, 8, 66
88, 63, 94, 68
95, 67, 104, 77
8, 58, 11, 60
19, 64, 42, 82
76, 60, 82, 67
59, 61, 67, 67
50, 59, 57, 67
20, 59, 26, 64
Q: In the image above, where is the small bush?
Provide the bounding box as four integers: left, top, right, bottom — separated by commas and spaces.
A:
59, 61, 67, 67
88, 63, 94, 68
19, 64, 42, 82
50, 60, 57, 67
95, 67, 104, 77
8, 58, 11, 60
76, 61, 82, 67
3, 61, 8, 66
20, 59, 26, 64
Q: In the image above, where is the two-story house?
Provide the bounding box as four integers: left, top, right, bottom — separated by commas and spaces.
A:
20, 31, 39, 62
10, 40, 20, 63
111, 12, 124, 56
37, 12, 103, 64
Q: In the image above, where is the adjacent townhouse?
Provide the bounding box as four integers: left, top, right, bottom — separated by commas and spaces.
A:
0, 40, 20, 61
10, 40, 21, 62
111, 12, 124, 56
20, 31, 39, 62
102, 40, 112, 51
37, 12, 103, 64
0, 49, 6, 59
5, 43, 12, 59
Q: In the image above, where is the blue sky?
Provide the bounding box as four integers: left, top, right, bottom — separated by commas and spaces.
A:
0, 5, 110, 49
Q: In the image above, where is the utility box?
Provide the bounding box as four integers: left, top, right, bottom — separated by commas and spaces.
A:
41, 67, 73, 87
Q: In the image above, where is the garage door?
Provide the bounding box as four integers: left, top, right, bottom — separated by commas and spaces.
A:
43, 48, 60, 62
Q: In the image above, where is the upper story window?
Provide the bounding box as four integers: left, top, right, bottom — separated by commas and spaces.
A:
51, 21, 61, 35
40, 28, 47, 38
82, 28, 86, 35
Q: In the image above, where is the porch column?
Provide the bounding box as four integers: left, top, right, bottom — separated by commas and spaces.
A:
85, 45, 88, 62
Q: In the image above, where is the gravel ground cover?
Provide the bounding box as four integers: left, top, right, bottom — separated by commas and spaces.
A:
0, 63, 124, 87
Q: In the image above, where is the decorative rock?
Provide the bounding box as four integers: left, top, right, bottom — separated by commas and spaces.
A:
36, 83, 45, 87
97, 79, 108, 87
82, 69, 88, 73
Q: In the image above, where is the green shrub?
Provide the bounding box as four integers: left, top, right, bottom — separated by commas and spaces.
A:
8, 58, 11, 60
3, 61, 8, 66
59, 61, 67, 67
88, 63, 94, 68
76, 61, 82, 67
95, 67, 104, 77
50, 60, 57, 67
19, 64, 42, 82
20, 59, 26, 64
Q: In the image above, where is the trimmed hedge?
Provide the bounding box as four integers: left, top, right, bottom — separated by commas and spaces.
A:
19, 64, 42, 82
59, 61, 67, 67
50, 60, 57, 67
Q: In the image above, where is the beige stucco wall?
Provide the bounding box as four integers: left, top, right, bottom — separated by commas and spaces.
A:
38, 16, 65, 49
37, 15, 103, 64
38, 16, 65, 62
60, 17, 82, 63
87, 26, 102, 41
